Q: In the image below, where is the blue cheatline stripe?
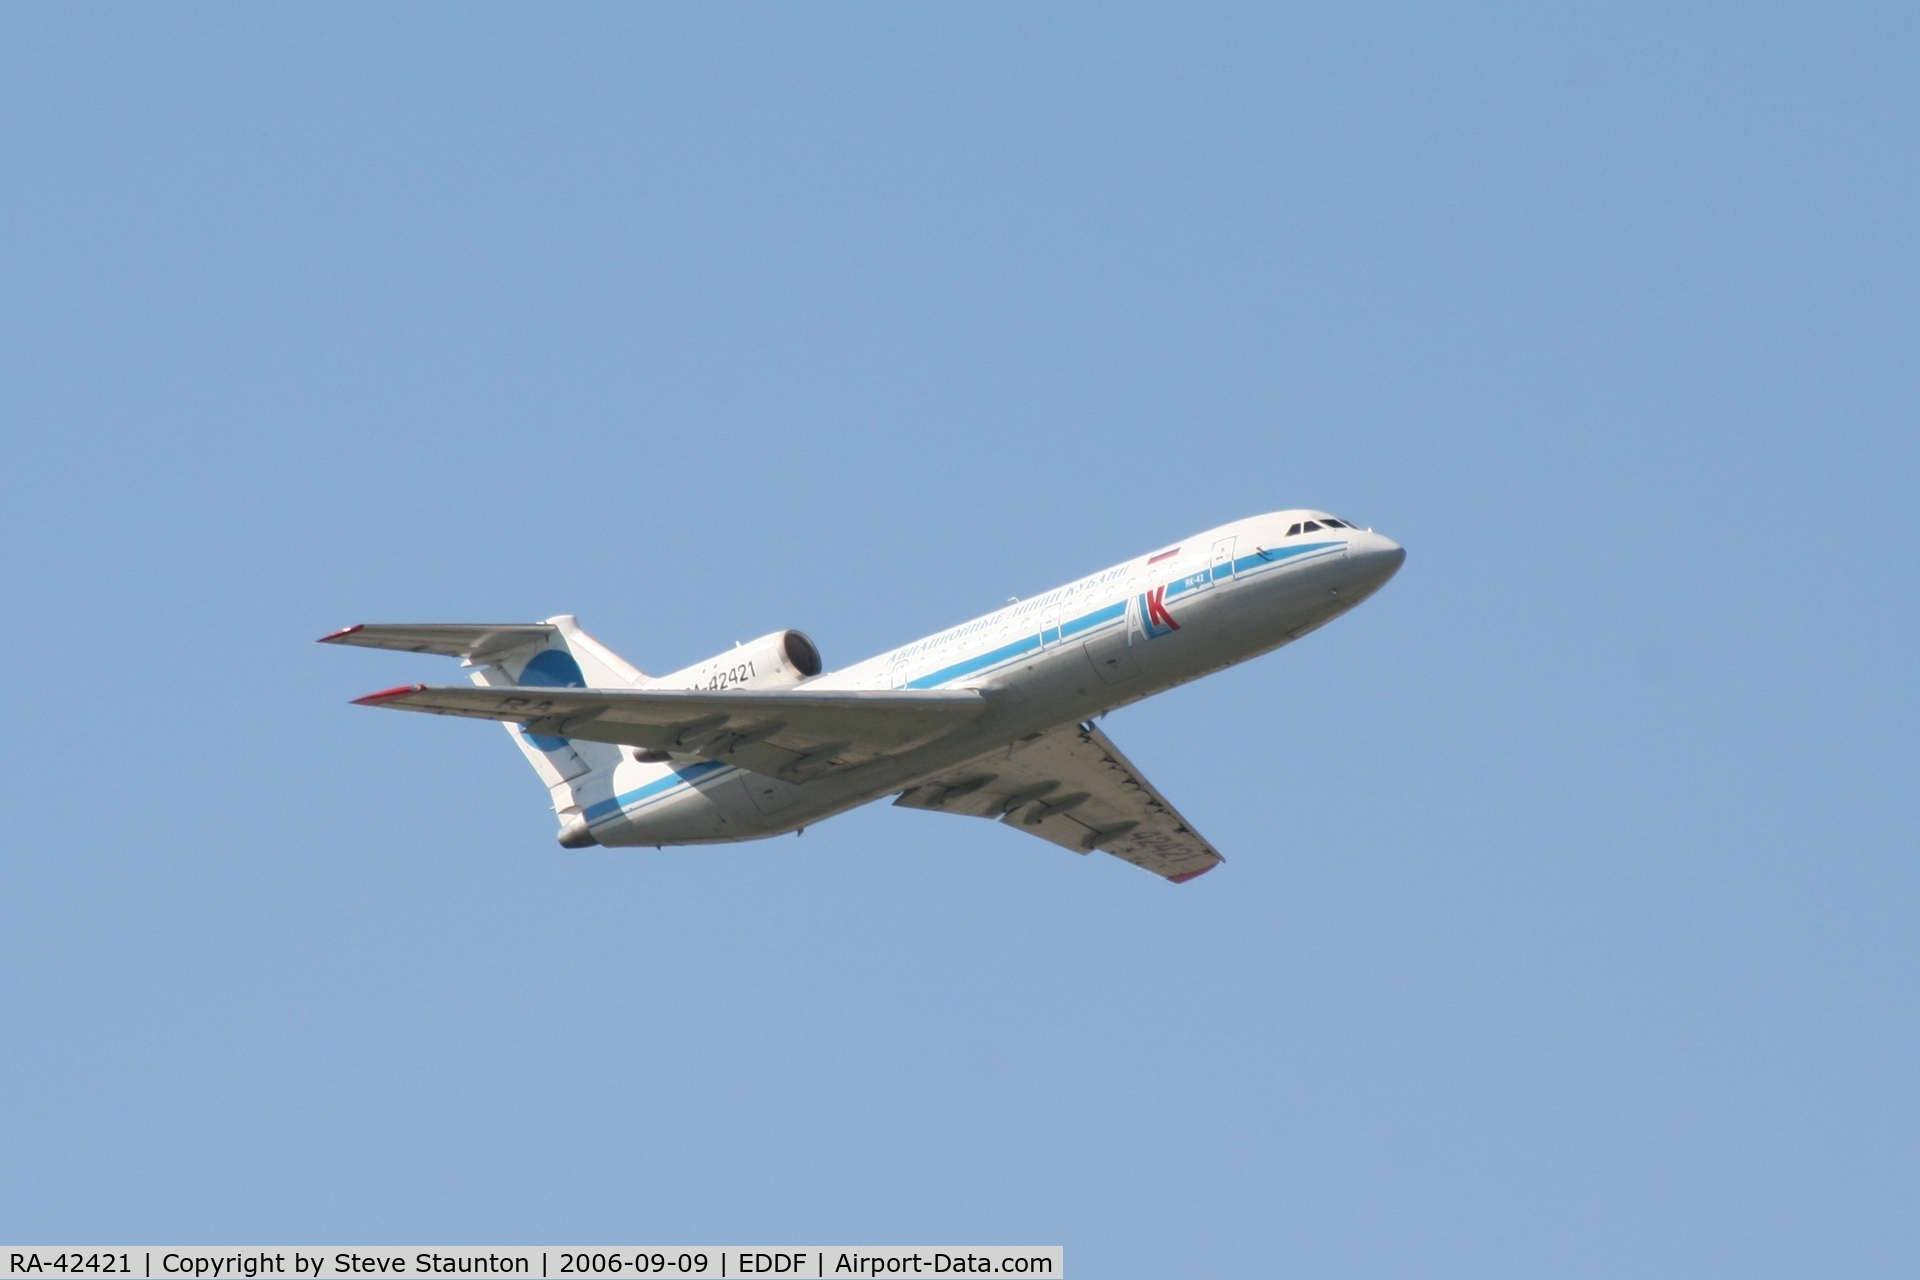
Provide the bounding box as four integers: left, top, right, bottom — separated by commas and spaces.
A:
589, 540, 1351, 824
1236, 540, 1340, 575
1060, 600, 1125, 639
913, 544, 1345, 686
905, 630, 1042, 689
584, 760, 736, 827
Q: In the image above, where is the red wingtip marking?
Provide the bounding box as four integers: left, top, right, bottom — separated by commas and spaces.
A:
317, 624, 366, 644
352, 683, 425, 705
1168, 863, 1217, 884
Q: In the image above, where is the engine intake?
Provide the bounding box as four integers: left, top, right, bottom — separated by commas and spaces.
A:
652, 630, 824, 692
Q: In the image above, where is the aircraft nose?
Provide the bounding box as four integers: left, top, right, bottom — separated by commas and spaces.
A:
1347, 529, 1406, 590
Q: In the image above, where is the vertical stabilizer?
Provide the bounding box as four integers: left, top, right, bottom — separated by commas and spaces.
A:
465, 616, 644, 844
320, 617, 649, 846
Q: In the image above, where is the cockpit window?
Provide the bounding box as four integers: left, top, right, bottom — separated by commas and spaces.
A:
1286, 516, 1358, 536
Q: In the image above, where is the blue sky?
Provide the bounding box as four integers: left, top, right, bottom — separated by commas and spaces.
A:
2, 5, 1915, 1275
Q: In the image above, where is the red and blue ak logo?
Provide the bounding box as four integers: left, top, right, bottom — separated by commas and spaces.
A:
1138, 584, 1181, 638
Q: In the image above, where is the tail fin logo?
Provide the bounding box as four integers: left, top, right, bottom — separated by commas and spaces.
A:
1139, 585, 1181, 638
516, 648, 588, 751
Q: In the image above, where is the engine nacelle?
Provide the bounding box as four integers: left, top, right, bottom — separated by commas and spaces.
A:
651, 630, 823, 693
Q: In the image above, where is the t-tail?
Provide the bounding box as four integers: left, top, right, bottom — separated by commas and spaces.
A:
319, 617, 827, 848
318, 616, 644, 847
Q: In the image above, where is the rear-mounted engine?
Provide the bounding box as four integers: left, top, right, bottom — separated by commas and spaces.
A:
651, 629, 822, 693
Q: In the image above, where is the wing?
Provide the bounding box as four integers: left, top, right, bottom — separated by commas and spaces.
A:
350, 682, 987, 779
894, 721, 1223, 883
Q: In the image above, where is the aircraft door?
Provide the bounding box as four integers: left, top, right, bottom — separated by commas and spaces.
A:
1083, 618, 1140, 685
1040, 606, 1062, 649
1211, 536, 1237, 583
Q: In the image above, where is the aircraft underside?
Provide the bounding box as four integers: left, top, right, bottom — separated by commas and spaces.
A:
323, 510, 1404, 882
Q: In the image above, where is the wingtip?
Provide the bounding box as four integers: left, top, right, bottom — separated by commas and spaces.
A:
352, 683, 425, 706
317, 624, 365, 644
1167, 863, 1219, 884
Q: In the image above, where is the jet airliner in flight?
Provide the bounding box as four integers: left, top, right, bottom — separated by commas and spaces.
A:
322, 510, 1403, 882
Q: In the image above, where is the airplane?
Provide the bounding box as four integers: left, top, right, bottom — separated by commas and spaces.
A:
321, 510, 1404, 883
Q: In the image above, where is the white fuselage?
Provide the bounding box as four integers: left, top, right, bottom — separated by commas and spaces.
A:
583, 510, 1404, 846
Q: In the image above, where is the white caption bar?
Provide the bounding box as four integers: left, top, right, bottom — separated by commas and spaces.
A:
2, 1250, 1061, 1280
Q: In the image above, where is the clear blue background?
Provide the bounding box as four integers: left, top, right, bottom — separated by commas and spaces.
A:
2, 5, 1915, 1275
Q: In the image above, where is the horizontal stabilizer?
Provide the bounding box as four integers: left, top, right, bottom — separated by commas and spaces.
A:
350, 682, 989, 780
318, 623, 557, 662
